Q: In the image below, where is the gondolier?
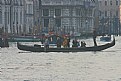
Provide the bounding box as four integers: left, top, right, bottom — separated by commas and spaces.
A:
93, 30, 97, 46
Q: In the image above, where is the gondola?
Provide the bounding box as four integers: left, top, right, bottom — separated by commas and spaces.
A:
17, 36, 115, 52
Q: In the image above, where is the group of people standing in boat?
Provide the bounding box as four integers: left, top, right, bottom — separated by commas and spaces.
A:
72, 39, 86, 47
59, 36, 86, 48
44, 35, 86, 48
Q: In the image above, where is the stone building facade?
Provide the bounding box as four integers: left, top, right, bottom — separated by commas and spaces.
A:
40, 0, 96, 36
0, 0, 97, 36
0, 0, 25, 35
0, 0, 35, 35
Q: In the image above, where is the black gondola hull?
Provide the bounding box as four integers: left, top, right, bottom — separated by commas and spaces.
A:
17, 37, 115, 52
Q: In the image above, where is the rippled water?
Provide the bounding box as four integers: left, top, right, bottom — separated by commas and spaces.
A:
0, 36, 121, 81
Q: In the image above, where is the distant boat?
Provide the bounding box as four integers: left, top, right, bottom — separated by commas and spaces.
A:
8, 36, 41, 42
100, 35, 111, 42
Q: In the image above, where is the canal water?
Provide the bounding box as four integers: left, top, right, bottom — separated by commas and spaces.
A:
0, 36, 121, 81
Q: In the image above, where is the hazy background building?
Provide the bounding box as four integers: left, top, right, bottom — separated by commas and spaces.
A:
0, 0, 40, 36
1, 0, 120, 36
98, 0, 120, 35
0, 0, 25, 35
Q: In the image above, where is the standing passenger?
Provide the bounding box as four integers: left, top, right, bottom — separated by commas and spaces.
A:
44, 38, 49, 48
57, 37, 61, 48
72, 38, 78, 47
62, 37, 68, 48
81, 41, 86, 47
67, 36, 70, 47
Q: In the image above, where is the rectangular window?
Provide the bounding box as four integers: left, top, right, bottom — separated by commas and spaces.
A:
20, 11, 22, 24
14, 8, 15, 22
44, 19, 49, 27
105, 1, 107, 6
99, 11, 101, 17
8, 12, 9, 24
89, 9, 92, 16
76, 9, 80, 16
4, 12, 7, 29
43, 9, 49, 16
116, 11, 118, 16
99, 1, 102, 6
116, 1, 118, 5
105, 11, 107, 17
110, 11, 112, 17
5, 12, 7, 23
0, 11, 2, 24
55, 18, 61, 27
110, 1, 112, 5
27, 4, 33, 14
28, 4, 31, 14
55, 9, 61, 16
16, 12, 18, 23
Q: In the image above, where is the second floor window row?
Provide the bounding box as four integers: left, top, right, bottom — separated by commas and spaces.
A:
105, 1, 119, 6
